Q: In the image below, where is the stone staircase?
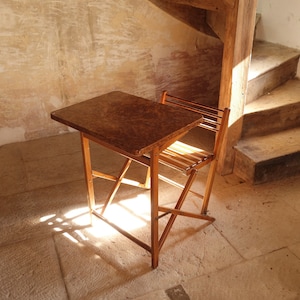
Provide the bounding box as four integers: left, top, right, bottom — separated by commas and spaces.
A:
148, 1, 300, 184
233, 41, 300, 184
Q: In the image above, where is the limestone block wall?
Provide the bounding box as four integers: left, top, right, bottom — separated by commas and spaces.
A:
0, 0, 223, 146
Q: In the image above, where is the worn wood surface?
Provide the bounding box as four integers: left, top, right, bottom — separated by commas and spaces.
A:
51, 91, 203, 156
217, 0, 258, 174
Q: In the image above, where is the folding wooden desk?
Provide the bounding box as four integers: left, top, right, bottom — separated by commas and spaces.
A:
51, 91, 203, 268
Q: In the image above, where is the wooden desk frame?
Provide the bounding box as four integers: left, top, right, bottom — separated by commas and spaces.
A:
81, 132, 170, 268
51, 91, 203, 268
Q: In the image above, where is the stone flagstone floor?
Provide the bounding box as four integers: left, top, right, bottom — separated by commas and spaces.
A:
0, 132, 300, 299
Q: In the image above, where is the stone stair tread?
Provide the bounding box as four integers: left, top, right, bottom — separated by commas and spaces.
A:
249, 41, 300, 81
235, 127, 300, 163
235, 41, 300, 184
245, 78, 300, 114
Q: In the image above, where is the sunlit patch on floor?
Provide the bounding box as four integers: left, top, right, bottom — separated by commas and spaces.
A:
39, 193, 150, 242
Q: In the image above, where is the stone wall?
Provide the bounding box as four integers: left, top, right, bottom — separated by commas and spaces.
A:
0, 0, 223, 145
256, 0, 300, 77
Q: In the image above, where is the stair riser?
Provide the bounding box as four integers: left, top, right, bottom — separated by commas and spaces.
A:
234, 150, 300, 184
235, 41, 300, 184
246, 57, 299, 104
242, 103, 300, 138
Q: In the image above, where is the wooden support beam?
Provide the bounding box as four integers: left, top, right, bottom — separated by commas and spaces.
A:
217, 0, 258, 174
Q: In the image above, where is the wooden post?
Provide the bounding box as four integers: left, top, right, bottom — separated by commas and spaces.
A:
150, 147, 160, 268
217, 0, 258, 174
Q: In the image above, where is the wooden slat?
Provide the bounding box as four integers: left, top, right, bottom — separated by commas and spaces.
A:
159, 140, 213, 173
164, 94, 223, 133
159, 152, 191, 171
168, 141, 211, 157
162, 148, 209, 167
92, 170, 149, 188
158, 206, 215, 222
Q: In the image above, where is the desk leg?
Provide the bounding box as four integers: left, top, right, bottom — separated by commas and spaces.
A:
150, 147, 159, 268
80, 133, 95, 223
